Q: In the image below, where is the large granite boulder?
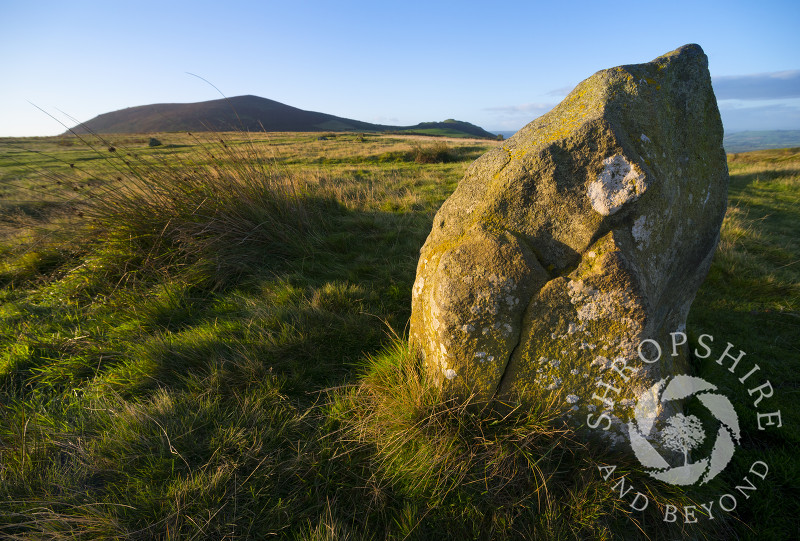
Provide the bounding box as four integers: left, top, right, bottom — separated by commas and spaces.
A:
409, 44, 728, 436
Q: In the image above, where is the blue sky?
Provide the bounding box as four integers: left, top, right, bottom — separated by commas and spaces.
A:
1, 0, 798, 136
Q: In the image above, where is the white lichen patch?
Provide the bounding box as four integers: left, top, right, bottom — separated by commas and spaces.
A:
444, 368, 457, 380
567, 279, 596, 301
412, 276, 425, 298
576, 293, 621, 321
472, 351, 495, 364
631, 215, 650, 250
566, 394, 580, 404
587, 154, 648, 216
567, 321, 585, 334
568, 279, 635, 322
640, 133, 651, 143
488, 274, 516, 291
545, 377, 563, 390
591, 355, 612, 370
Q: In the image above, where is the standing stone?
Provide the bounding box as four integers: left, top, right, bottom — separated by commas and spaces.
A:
409, 44, 728, 440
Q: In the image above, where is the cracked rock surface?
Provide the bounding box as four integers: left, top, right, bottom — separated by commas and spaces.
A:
409, 44, 728, 431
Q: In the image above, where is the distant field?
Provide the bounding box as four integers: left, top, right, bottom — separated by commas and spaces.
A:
723, 130, 800, 153
0, 133, 797, 539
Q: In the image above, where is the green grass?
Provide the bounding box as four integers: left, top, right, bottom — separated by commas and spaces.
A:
685, 148, 800, 540
0, 133, 797, 539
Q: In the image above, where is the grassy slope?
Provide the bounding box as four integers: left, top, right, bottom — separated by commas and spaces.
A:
687, 148, 800, 539
0, 134, 797, 539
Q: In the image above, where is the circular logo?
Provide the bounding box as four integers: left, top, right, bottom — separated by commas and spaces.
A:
627, 375, 741, 486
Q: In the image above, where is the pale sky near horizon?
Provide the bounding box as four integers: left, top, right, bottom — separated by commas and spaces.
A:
1, 0, 799, 137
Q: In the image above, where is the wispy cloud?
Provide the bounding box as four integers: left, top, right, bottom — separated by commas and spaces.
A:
486, 71, 800, 132
714, 71, 800, 130
545, 86, 574, 97
713, 70, 800, 100
718, 100, 800, 132
482, 102, 558, 131
484, 102, 556, 115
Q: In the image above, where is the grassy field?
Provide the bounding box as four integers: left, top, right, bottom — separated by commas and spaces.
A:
0, 133, 797, 540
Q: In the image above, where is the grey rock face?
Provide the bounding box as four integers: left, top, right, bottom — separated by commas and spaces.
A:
409, 44, 728, 436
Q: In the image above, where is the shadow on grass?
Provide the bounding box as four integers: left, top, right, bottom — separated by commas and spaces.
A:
129, 203, 425, 397
730, 168, 800, 186
686, 299, 799, 537
0, 198, 431, 409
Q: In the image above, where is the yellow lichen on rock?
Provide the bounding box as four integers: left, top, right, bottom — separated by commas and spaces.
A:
409, 45, 728, 441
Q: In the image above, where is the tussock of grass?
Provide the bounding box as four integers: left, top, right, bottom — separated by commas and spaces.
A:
78, 134, 341, 289
327, 341, 711, 540
407, 141, 458, 164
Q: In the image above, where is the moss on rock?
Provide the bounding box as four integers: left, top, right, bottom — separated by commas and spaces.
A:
410, 44, 728, 436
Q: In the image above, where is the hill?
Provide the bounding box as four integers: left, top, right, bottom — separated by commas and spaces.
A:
723, 130, 800, 153
67, 95, 498, 139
